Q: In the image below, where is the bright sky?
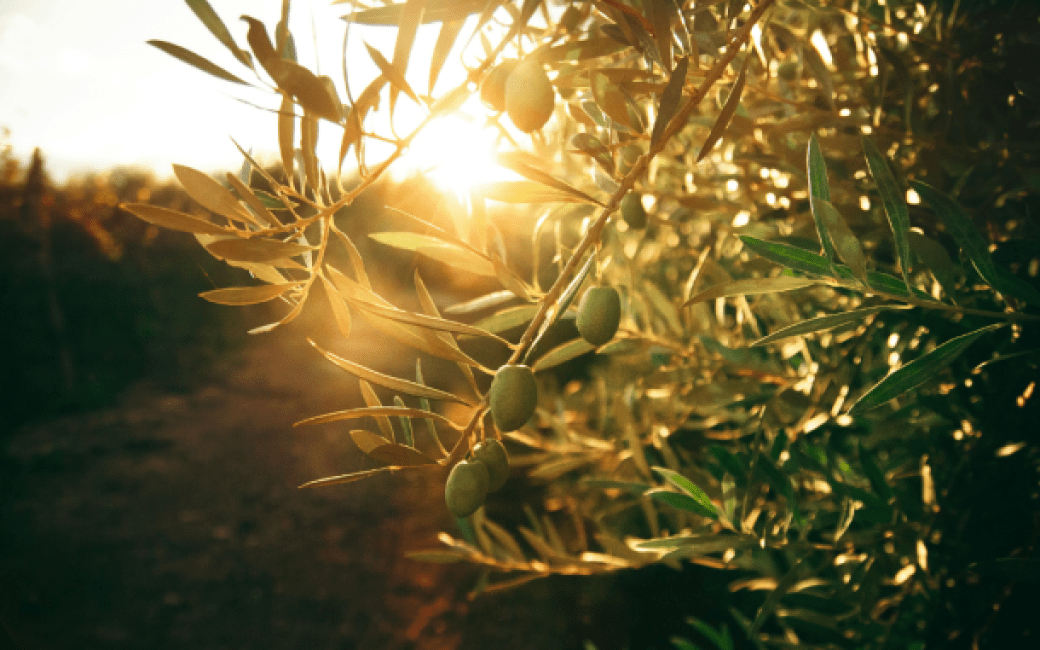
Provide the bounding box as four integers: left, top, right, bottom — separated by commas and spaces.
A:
0, 0, 473, 184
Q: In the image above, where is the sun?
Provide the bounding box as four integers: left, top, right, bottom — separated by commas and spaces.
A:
394, 109, 512, 198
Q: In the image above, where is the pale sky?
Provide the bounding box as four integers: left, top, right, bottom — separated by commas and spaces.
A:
0, 0, 451, 183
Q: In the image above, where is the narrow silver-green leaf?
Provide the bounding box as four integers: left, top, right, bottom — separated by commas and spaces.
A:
648, 488, 717, 519
911, 180, 1040, 303
652, 55, 688, 147
752, 305, 909, 347
531, 338, 595, 372
684, 277, 819, 307
199, 282, 301, 305
862, 136, 912, 291
696, 55, 748, 162
364, 42, 420, 105
807, 134, 836, 262
850, 323, 1006, 413
653, 467, 718, 519
308, 339, 469, 404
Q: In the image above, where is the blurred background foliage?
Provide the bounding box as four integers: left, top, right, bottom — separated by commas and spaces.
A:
0, 131, 250, 429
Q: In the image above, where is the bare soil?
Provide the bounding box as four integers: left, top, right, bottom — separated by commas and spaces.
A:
0, 328, 603, 650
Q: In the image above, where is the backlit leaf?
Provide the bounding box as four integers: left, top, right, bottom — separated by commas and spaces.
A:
752, 305, 909, 347
653, 467, 718, 519
359, 379, 395, 441
429, 18, 464, 93
224, 172, 275, 227
862, 136, 911, 290
696, 54, 748, 162
367, 442, 437, 466
816, 198, 867, 284
185, 0, 252, 67
298, 467, 395, 489
807, 134, 836, 262
390, 0, 426, 109
495, 152, 604, 207
173, 164, 253, 224
850, 323, 1006, 413
477, 181, 601, 205
684, 276, 818, 306
120, 203, 229, 236
296, 406, 465, 430
365, 42, 420, 105
205, 237, 315, 263
570, 133, 614, 173
473, 304, 539, 333
648, 488, 717, 519
652, 55, 688, 147
199, 282, 302, 305
309, 339, 469, 404
278, 93, 295, 185
911, 180, 1040, 303
147, 40, 248, 85
531, 338, 595, 372
350, 429, 390, 454
369, 232, 497, 277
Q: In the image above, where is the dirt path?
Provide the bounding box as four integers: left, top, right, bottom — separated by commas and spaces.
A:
0, 330, 589, 650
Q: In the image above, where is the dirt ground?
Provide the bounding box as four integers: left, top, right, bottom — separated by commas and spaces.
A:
2, 317, 711, 650
0, 322, 563, 650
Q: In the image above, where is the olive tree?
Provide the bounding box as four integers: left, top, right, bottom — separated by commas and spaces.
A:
127, 0, 1040, 647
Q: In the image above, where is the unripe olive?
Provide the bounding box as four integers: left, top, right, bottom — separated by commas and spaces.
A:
777, 61, 799, 82
576, 286, 621, 347
445, 459, 490, 518
621, 192, 647, 230
488, 364, 538, 432
480, 60, 518, 113
472, 439, 510, 492
505, 61, 556, 133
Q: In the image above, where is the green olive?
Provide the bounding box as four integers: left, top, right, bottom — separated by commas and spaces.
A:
480, 60, 518, 113
576, 286, 621, 347
444, 459, 490, 518
488, 364, 538, 432
621, 192, 647, 230
472, 439, 510, 492
505, 60, 556, 133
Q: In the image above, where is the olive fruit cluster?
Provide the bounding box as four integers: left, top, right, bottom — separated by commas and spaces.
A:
481, 59, 556, 133
444, 439, 510, 518
576, 286, 621, 347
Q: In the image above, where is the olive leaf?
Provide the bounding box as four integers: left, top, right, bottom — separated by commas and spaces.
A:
369, 232, 497, 277
364, 42, 420, 105
429, 18, 464, 93
121, 203, 229, 236
390, 0, 426, 110
147, 40, 248, 85
185, 0, 252, 68
752, 305, 910, 347
495, 152, 605, 207
531, 338, 595, 372
651, 55, 689, 147
298, 467, 397, 489
807, 134, 837, 263
308, 339, 469, 405
911, 180, 1040, 304
684, 276, 819, 306
204, 237, 315, 263
343, 0, 491, 25
199, 282, 302, 305
295, 406, 465, 430
850, 323, 1007, 413
862, 136, 912, 291
653, 467, 718, 519
696, 54, 749, 162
